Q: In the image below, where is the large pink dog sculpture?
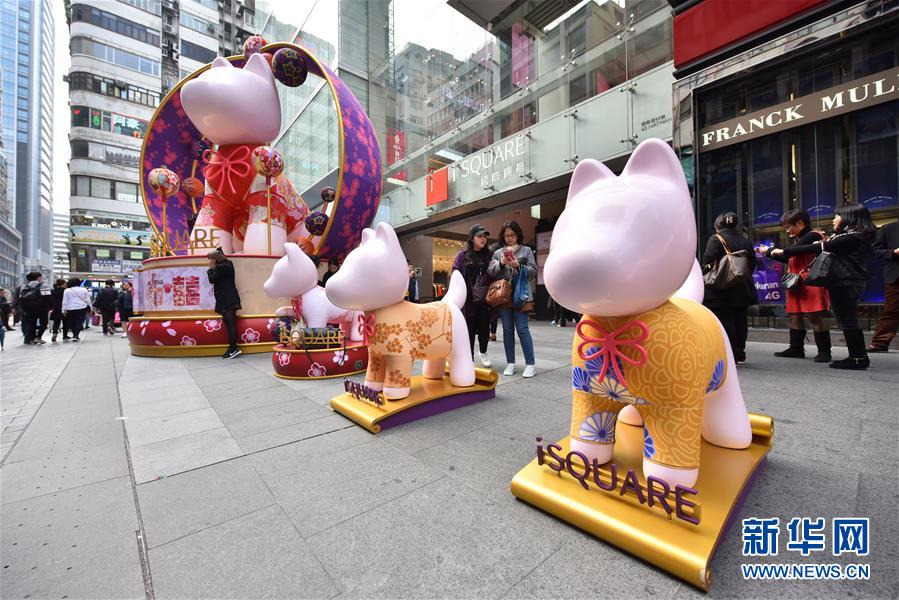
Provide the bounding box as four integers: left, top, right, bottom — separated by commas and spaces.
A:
263, 243, 362, 341
180, 54, 309, 256
325, 222, 475, 400
543, 138, 752, 489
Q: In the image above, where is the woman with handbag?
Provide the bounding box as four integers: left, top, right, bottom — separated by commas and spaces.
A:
487, 220, 537, 378
701, 212, 758, 364
759, 209, 831, 361
452, 224, 494, 367
764, 204, 875, 370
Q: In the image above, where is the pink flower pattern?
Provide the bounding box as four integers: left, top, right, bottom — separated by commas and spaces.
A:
307, 362, 327, 377
203, 319, 222, 332
180, 336, 197, 346
241, 328, 260, 343
277, 352, 291, 367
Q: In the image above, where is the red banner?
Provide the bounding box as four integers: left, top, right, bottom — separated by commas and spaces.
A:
387, 129, 407, 181
426, 167, 449, 206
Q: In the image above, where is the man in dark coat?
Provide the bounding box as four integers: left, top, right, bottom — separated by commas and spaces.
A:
868, 219, 899, 352
93, 280, 119, 336
207, 248, 242, 359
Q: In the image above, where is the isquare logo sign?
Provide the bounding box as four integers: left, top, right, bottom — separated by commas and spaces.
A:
698, 65, 899, 152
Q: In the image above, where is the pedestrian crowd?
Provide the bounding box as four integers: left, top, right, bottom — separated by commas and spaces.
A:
0, 275, 135, 349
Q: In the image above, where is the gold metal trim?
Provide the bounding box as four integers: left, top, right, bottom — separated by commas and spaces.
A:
128, 341, 276, 357
274, 368, 366, 381
330, 368, 498, 433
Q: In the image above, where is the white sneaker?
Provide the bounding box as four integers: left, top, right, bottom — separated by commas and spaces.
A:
523, 364, 536, 378
478, 352, 492, 367
549, 321, 556, 326
503, 364, 515, 376
120, 333, 127, 338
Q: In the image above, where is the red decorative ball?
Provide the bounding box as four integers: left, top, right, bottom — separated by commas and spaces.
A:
148, 167, 180, 196
243, 35, 268, 57
251, 146, 285, 178
305, 210, 329, 236
182, 177, 204, 197
271, 48, 308, 87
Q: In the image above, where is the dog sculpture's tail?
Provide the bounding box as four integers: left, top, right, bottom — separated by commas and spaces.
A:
442, 270, 467, 310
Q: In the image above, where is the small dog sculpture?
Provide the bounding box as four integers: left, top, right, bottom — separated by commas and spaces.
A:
264, 243, 362, 341
543, 138, 752, 488
325, 222, 475, 399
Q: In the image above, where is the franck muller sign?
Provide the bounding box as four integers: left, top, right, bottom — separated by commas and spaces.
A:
699, 65, 899, 152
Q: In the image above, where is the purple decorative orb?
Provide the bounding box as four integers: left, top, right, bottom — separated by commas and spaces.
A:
191, 139, 211, 160
269, 316, 294, 342
306, 210, 329, 236
243, 35, 268, 57
271, 48, 308, 87
320, 187, 336, 204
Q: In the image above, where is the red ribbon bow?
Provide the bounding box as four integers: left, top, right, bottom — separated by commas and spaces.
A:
575, 319, 650, 388
358, 313, 375, 346
202, 146, 253, 196
291, 294, 303, 323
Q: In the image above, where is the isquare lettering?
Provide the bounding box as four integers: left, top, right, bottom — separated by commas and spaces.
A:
344, 379, 383, 406
535, 436, 700, 525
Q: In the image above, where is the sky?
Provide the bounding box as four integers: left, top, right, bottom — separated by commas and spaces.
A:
51, 0, 71, 216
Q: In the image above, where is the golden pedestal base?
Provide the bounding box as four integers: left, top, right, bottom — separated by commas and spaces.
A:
330, 368, 498, 433
511, 413, 774, 591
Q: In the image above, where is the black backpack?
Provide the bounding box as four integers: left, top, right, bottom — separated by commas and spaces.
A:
19, 285, 43, 311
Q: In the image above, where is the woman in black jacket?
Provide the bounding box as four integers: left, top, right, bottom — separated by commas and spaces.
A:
765, 204, 875, 370
451, 224, 493, 367
207, 248, 242, 359
701, 212, 758, 364
115, 282, 134, 338
760, 209, 831, 362
49, 278, 68, 342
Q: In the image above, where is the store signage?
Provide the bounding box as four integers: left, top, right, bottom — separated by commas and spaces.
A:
426, 167, 449, 206
71, 225, 151, 247
452, 133, 528, 190
387, 129, 407, 181
699, 65, 899, 152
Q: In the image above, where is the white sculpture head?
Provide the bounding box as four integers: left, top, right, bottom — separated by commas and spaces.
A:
180, 54, 281, 146
325, 222, 408, 311
543, 138, 696, 317
264, 243, 317, 299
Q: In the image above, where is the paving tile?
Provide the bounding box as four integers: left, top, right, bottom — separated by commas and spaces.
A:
138, 457, 275, 548
130, 427, 243, 484
127, 407, 226, 447
150, 504, 338, 599
0, 476, 144, 599
218, 395, 331, 438
307, 476, 576, 598
260, 438, 444, 537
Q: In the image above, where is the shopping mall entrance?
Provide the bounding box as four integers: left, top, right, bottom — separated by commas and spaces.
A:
397, 194, 569, 319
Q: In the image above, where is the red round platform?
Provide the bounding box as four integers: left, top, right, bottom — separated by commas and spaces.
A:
271, 343, 368, 379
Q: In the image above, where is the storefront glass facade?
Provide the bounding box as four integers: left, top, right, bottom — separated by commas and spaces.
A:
692, 22, 899, 305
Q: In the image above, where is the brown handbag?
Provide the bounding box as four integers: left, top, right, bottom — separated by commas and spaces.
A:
486, 278, 512, 307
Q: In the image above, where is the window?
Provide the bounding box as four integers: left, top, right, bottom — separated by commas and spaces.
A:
191, 0, 218, 10
120, 0, 161, 15
92, 178, 113, 199
70, 4, 160, 47
70, 104, 148, 139
69, 71, 161, 108
71, 37, 160, 76
71, 106, 89, 128
180, 11, 217, 36
181, 40, 217, 64
70, 140, 140, 168
116, 182, 139, 203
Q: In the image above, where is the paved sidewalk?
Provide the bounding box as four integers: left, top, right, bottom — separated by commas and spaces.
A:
1, 323, 896, 599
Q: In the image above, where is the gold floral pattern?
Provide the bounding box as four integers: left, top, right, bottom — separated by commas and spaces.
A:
570, 299, 726, 470
362, 301, 456, 392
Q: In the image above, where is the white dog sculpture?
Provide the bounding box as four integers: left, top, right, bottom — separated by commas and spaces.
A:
543, 138, 752, 488
264, 243, 363, 341
325, 222, 475, 399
